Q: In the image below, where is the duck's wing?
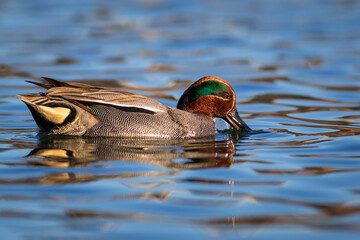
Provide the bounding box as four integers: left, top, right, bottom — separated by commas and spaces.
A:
37, 77, 168, 114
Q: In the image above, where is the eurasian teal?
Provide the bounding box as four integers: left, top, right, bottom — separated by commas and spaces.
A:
18, 76, 251, 138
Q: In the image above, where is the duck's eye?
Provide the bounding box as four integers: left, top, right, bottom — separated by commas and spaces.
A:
222, 92, 232, 99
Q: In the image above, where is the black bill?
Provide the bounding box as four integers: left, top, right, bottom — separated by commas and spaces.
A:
224, 108, 251, 132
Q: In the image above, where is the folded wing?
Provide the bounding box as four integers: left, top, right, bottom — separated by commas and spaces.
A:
39, 77, 168, 114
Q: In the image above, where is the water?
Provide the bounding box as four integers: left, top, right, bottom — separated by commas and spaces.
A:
1, 0, 360, 239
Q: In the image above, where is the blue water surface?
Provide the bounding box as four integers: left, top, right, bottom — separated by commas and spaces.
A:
0, 0, 360, 239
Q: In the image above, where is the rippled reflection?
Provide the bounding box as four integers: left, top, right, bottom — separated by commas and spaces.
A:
0, 135, 239, 185
196, 189, 360, 232
244, 92, 360, 137
29, 136, 236, 168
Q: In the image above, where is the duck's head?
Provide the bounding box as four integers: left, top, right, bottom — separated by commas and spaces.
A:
177, 76, 251, 132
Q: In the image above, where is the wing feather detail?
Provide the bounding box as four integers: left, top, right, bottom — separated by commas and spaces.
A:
40, 80, 167, 114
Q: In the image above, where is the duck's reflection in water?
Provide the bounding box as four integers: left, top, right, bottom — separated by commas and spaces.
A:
28, 135, 237, 168
20, 135, 238, 184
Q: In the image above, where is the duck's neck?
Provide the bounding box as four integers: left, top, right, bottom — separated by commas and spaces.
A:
176, 93, 187, 110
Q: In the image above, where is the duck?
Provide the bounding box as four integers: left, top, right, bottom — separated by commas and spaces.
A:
18, 76, 251, 138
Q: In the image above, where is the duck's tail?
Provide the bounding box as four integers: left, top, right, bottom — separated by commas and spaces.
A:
17, 93, 76, 132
